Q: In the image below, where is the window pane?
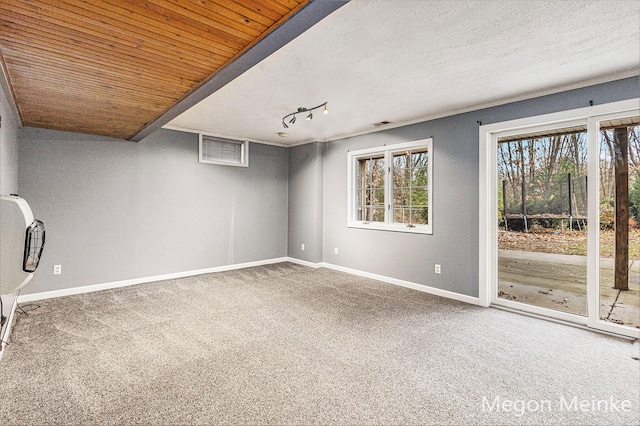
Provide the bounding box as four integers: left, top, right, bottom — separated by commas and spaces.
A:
410, 208, 428, 225
356, 156, 385, 223
371, 207, 385, 222
393, 187, 409, 206
411, 150, 429, 168
392, 148, 429, 225
411, 187, 429, 207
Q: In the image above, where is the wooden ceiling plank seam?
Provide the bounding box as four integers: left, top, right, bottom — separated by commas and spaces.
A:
160, 0, 265, 39
206, 0, 279, 27
20, 120, 136, 139
0, 13, 230, 74
21, 106, 155, 121
7, 65, 189, 100
131, 0, 311, 138
0, 21, 218, 77
2, 3, 239, 65
10, 72, 183, 102
21, 104, 166, 122
183, 0, 271, 32
232, 0, 290, 20
21, 102, 168, 119
65, 0, 244, 58
21, 108, 157, 123
0, 35, 217, 87
21, 107, 165, 124
1, 40, 217, 91
3, 50, 197, 91
30, 0, 243, 60
5, 59, 194, 100
272, 0, 305, 10
10, 76, 183, 106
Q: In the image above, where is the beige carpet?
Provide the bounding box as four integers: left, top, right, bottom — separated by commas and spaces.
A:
0, 262, 638, 425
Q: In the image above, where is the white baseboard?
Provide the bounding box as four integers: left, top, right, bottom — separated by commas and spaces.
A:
17, 256, 480, 307
285, 258, 480, 305
317, 261, 481, 305
17, 257, 290, 303
285, 257, 323, 269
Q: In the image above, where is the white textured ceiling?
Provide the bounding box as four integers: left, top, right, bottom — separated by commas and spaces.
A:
165, 0, 640, 146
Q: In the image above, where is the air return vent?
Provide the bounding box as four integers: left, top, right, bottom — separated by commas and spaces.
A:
199, 134, 249, 167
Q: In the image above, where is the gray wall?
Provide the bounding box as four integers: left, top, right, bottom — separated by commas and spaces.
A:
0, 83, 19, 195
18, 128, 289, 295
287, 142, 323, 263
318, 77, 640, 297
14, 76, 640, 299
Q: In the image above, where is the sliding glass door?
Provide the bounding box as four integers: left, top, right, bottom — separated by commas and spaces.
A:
481, 100, 640, 338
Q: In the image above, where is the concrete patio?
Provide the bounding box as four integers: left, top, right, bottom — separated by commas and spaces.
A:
498, 249, 640, 328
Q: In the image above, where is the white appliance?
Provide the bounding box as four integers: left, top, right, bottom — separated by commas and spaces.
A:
0, 195, 45, 295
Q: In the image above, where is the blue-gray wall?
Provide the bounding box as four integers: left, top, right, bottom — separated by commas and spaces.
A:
319, 77, 640, 297
18, 129, 289, 295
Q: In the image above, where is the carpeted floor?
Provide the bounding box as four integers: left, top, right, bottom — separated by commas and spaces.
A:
0, 262, 638, 425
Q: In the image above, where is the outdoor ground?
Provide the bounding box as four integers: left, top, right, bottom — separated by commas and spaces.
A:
499, 228, 640, 258
498, 228, 640, 329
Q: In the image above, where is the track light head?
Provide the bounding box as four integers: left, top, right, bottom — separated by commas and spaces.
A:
282, 121, 288, 129
323, 105, 329, 115
306, 112, 313, 120
289, 116, 296, 124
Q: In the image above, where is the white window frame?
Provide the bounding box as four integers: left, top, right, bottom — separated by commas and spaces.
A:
347, 138, 433, 234
199, 133, 249, 167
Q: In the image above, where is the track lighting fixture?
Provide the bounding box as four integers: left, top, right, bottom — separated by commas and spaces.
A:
282, 102, 328, 129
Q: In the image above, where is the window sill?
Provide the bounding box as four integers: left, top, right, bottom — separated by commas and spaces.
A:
348, 222, 432, 235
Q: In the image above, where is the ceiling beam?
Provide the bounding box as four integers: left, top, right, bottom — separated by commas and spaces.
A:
131, 0, 348, 142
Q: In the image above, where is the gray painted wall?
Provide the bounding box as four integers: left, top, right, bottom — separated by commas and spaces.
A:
18, 128, 289, 295
319, 77, 640, 297
287, 142, 323, 263
0, 83, 19, 195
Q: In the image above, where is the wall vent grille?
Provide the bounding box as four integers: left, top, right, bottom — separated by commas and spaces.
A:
199, 134, 248, 167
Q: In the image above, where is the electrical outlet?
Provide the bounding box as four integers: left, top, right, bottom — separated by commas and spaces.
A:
334, 248, 339, 255
301, 243, 305, 251
435, 264, 441, 274
53, 265, 62, 275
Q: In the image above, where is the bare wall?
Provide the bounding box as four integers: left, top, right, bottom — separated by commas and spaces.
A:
0, 82, 19, 195
18, 128, 289, 295
287, 142, 323, 263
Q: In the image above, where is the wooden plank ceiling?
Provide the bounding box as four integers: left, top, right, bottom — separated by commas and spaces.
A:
0, 0, 309, 139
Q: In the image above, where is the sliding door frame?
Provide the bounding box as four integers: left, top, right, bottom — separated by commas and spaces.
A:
479, 98, 640, 338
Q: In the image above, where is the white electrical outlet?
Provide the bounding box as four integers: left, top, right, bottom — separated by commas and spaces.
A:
53, 264, 62, 275
435, 264, 441, 274
301, 243, 305, 251
334, 248, 339, 255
